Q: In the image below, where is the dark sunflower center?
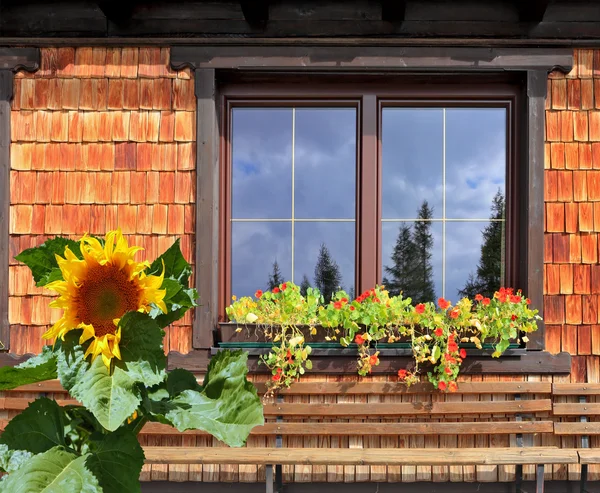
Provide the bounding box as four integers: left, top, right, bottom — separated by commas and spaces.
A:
75, 264, 141, 337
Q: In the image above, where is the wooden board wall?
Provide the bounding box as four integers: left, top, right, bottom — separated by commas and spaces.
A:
4, 47, 600, 483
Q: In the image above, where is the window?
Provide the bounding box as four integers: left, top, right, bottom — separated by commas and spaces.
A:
220, 77, 520, 320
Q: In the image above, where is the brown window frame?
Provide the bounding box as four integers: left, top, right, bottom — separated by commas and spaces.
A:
171, 45, 574, 359
219, 76, 521, 330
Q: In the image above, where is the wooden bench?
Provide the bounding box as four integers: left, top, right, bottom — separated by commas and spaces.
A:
0, 380, 580, 492
552, 383, 600, 493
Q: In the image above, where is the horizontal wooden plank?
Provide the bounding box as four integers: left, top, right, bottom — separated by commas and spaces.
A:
554, 423, 600, 435
553, 403, 600, 416
263, 400, 552, 416
0, 397, 79, 410
552, 383, 600, 396
255, 381, 552, 395
141, 421, 554, 436
578, 449, 600, 464
8, 380, 66, 393
143, 446, 578, 466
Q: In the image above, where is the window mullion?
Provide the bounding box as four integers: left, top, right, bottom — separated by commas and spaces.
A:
359, 94, 378, 292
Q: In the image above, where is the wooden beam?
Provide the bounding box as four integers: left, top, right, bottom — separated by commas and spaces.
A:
515, 0, 550, 23
381, 0, 407, 23
97, 1, 137, 27
240, 1, 269, 28
0, 48, 39, 352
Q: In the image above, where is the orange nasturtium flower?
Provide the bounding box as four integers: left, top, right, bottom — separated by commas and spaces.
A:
44, 229, 167, 369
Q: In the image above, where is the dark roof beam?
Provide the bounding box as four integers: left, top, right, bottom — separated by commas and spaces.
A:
515, 0, 550, 23
240, 1, 270, 28
381, 0, 407, 24
98, 1, 137, 27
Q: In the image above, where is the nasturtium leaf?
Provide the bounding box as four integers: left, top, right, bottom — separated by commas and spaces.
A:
115, 311, 166, 387
0, 346, 57, 390
14, 237, 81, 287
165, 350, 264, 447
0, 447, 100, 493
0, 444, 34, 473
68, 357, 141, 432
0, 398, 66, 454
146, 239, 191, 283
86, 428, 145, 493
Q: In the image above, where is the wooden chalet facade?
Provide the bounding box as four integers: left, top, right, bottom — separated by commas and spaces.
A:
2, 0, 600, 491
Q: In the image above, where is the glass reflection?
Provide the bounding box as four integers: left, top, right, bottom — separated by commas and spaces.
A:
294, 222, 355, 302
381, 221, 442, 304
231, 108, 293, 219
382, 108, 443, 219
445, 108, 506, 219
231, 222, 292, 298
295, 108, 357, 219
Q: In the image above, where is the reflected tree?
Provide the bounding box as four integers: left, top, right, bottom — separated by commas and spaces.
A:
267, 260, 284, 290
458, 190, 505, 299
300, 274, 311, 297
314, 243, 342, 304
383, 200, 436, 303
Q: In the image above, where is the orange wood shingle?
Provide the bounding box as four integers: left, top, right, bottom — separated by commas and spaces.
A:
51, 111, 69, 142
139, 48, 162, 78
177, 143, 195, 170
581, 233, 598, 264
545, 296, 565, 324
565, 142, 579, 169
146, 171, 159, 204
107, 79, 124, 109
105, 48, 121, 78
56, 48, 75, 78
574, 264, 591, 294
160, 143, 177, 171
174, 172, 192, 204
130, 172, 147, 204
588, 170, 600, 200
140, 79, 153, 109
559, 110, 573, 141
129, 111, 148, 143
120, 48, 139, 79
573, 171, 588, 201
91, 47, 107, 78
582, 79, 595, 110
137, 205, 153, 234
557, 170, 573, 201
583, 296, 599, 325
74, 48, 94, 78
89, 204, 106, 234
174, 112, 195, 142
105, 204, 118, 231
111, 172, 131, 204
568, 79, 581, 109
159, 111, 174, 142
580, 202, 594, 231
111, 111, 131, 141
546, 111, 560, 142
146, 111, 160, 142
559, 264, 573, 294
12, 111, 36, 142
546, 203, 565, 232
35, 172, 53, 204
154, 79, 172, 110
562, 324, 578, 353
118, 204, 137, 234
159, 172, 175, 204
123, 79, 140, 109
95, 172, 112, 204
591, 111, 600, 141
34, 111, 52, 143
152, 204, 168, 234
61, 79, 80, 110
167, 204, 185, 234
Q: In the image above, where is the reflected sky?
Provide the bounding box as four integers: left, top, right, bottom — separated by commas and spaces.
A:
229, 104, 506, 301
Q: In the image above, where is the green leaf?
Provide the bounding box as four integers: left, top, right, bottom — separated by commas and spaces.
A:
0, 444, 35, 473
115, 311, 166, 387
146, 239, 191, 283
14, 237, 81, 287
0, 347, 57, 390
0, 398, 66, 454
68, 357, 141, 432
0, 447, 101, 493
86, 428, 145, 493
55, 330, 87, 392
152, 286, 198, 329
166, 368, 201, 397
165, 350, 264, 447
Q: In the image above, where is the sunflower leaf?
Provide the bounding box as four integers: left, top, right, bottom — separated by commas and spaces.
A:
0, 447, 101, 493
0, 398, 66, 454
0, 444, 35, 474
166, 368, 202, 397
152, 287, 198, 329
85, 428, 145, 493
14, 237, 81, 287
68, 357, 141, 432
116, 311, 166, 387
146, 239, 191, 283
164, 350, 264, 447
0, 347, 57, 390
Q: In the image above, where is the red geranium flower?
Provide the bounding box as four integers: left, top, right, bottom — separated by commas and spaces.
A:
415, 303, 425, 314
482, 297, 491, 306
445, 367, 452, 375
374, 297, 381, 303
355, 334, 365, 345
434, 327, 443, 337
448, 342, 458, 352
398, 369, 407, 380
475, 294, 483, 301
341, 297, 348, 303
272, 374, 281, 381
438, 297, 450, 310
369, 354, 379, 366
511, 314, 517, 321
334, 301, 343, 309
255, 290, 263, 299
438, 381, 447, 391
273, 287, 280, 294
449, 309, 460, 319
448, 381, 458, 392
281, 283, 287, 291
350, 306, 355, 311
459, 348, 467, 359
444, 353, 457, 364
526, 298, 531, 305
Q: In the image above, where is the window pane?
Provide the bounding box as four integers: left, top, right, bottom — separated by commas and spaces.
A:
294, 222, 355, 301
295, 108, 357, 219
381, 108, 443, 219
445, 108, 506, 219
231, 108, 292, 219
446, 221, 505, 302
381, 221, 442, 304
231, 222, 292, 298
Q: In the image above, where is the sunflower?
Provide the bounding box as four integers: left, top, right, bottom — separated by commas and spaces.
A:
45, 229, 167, 369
